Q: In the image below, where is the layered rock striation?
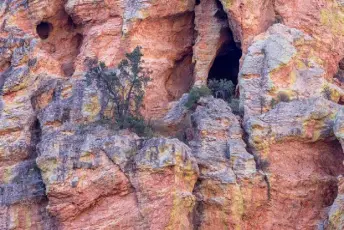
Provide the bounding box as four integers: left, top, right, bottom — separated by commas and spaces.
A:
2, 0, 344, 229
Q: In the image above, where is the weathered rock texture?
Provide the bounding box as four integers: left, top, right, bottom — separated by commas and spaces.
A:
2, 0, 344, 229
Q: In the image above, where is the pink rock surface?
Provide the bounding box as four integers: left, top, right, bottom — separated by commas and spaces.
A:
2, 0, 344, 229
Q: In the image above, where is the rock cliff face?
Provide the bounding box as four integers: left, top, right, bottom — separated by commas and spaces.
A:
2, 0, 344, 229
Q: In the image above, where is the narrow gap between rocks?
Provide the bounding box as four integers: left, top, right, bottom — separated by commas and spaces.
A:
30, 117, 42, 159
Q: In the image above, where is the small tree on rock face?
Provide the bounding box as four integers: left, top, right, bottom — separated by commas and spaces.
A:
85, 46, 152, 133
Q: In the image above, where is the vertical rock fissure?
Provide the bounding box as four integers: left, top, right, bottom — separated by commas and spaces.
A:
0, 116, 46, 206
29, 118, 42, 159
191, 180, 204, 230
242, 124, 272, 200
100, 143, 148, 228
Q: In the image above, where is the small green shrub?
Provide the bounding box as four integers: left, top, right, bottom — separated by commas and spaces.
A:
118, 116, 154, 137
207, 78, 241, 114
184, 85, 212, 109
208, 79, 235, 102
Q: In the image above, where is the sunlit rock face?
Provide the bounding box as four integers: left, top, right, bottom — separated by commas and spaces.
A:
2, 0, 344, 229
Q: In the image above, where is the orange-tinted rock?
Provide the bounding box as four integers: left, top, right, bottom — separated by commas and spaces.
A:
4, 0, 344, 229
0, 201, 56, 230
129, 138, 199, 229
193, 0, 229, 85
259, 141, 344, 229
219, 0, 276, 52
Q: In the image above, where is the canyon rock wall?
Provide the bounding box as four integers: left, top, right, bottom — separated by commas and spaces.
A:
2, 0, 344, 229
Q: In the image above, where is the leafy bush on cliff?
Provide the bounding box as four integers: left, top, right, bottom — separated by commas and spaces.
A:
85, 46, 152, 136
185, 79, 241, 115
185, 85, 212, 109
208, 79, 241, 115
208, 79, 235, 102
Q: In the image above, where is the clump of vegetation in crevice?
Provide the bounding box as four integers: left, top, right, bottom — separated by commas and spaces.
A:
208, 79, 241, 115
184, 85, 212, 109
208, 79, 235, 102
184, 79, 241, 115
85, 46, 153, 137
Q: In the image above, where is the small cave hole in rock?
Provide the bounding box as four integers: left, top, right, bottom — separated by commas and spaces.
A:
36, 22, 53, 40
195, 0, 201, 5
207, 29, 242, 86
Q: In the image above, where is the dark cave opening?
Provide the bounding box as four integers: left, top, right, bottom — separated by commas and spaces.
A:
207, 29, 242, 86
36, 22, 53, 40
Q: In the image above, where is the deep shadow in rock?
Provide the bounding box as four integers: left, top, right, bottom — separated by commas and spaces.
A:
207, 27, 242, 86
36, 22, 53, 40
